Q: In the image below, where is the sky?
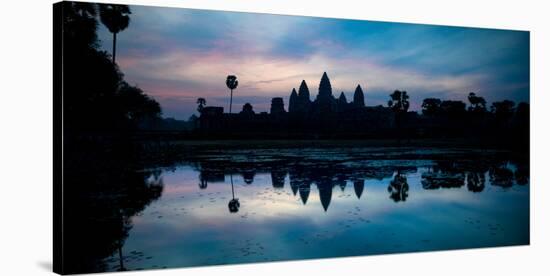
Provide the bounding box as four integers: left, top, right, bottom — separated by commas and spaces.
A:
97, 5, 529, 120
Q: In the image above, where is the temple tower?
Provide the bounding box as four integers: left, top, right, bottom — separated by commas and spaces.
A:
289, 88, 299, 114
270, 97, 286, 115
317, 72, 333, 100
315, 72, 336, 114
353, 85, 365, 107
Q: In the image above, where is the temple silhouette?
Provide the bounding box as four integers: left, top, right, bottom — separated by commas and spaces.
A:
198, 72, 396, 137
193, 71, 528, 145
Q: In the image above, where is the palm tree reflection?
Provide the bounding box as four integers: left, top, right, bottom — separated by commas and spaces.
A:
466, 171, 485, 192
489, 164, 514, 188
228, 174, 240, 213
388, 171, 409, 202
198, 173, 208, 189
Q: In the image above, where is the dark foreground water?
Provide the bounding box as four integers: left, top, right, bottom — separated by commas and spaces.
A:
97, 147, 529, 271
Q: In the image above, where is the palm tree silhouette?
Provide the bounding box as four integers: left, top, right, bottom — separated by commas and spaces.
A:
197, 98, 206, 113
467, 92, 487, 112
388, 90, 410, 141
388, 90, 410, 113
99, 4, 131, 63
226, 75, 239, 115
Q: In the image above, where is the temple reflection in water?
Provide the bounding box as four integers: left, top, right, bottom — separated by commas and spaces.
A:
193, 159, 527, 212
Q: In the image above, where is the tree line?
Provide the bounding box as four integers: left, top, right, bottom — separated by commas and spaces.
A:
61, 2, 161, 134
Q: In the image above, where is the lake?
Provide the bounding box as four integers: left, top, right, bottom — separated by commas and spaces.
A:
94, 147, 529, 271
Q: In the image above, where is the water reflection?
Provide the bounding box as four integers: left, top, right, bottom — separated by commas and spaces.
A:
192, 158, 528, 212
67, 146, 529, 273
64, 163, 164, 272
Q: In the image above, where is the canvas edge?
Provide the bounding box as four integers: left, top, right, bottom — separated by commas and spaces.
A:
53, 1, 65, 275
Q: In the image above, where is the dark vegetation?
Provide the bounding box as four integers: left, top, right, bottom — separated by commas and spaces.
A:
62, 2, 161, 134
57, 2, 167, 273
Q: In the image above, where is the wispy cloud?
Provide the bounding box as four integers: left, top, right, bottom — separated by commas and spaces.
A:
97, 5, 529, 120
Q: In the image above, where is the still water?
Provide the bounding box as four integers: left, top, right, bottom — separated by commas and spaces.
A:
103, 147, 529, 271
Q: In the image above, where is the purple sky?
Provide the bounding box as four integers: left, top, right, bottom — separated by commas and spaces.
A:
97, 5, 529, 120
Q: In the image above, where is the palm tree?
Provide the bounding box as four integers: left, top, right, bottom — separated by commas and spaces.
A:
196, 98, 206, 113
388, 90, 410, 113
421, 98, 442, 116
99, 4, 131, 63
468, 92, 487, 112
225, 75, 239, 114
388, 90, 410, 141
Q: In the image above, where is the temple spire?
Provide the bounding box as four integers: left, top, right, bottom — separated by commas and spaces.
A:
298, 80, 310, 101
289, 88, 299, 113
353, 84, 365, 107
338, 92, 347, 103
318, 72, 333, 98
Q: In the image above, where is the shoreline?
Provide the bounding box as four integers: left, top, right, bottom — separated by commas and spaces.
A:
144, 138, 527, 151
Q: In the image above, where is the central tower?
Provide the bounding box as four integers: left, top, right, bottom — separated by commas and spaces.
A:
317, 72, 333, 100
315, 72, 336, 114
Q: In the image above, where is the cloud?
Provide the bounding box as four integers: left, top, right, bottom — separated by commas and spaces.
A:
97, 5, 529, 120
